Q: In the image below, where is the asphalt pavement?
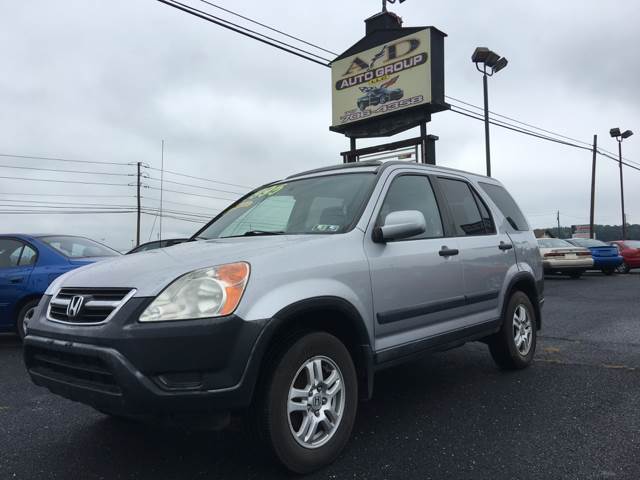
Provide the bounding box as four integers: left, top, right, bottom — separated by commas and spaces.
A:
1, 272, 639, 479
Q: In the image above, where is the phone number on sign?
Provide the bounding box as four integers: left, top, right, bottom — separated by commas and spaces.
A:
340, 95, 424, 124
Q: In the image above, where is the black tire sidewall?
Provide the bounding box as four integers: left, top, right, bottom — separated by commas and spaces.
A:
501, 292, 537, 367
265, 332, 358, 474
17, 299, 39, 340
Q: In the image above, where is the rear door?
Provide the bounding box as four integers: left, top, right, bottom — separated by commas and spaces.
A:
434, 176, 517, 323
364, 171, 465, 352
0, 238, 37, 327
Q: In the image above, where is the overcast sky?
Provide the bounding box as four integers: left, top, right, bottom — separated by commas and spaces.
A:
1, 0, 638, 250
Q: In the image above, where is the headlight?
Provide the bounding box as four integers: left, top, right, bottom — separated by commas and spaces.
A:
139, 262, 250, 322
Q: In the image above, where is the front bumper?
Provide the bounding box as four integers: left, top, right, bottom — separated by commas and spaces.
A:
24, 296, 267, 415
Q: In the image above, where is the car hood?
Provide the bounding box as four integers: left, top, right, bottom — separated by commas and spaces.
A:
50, 236, 324, 297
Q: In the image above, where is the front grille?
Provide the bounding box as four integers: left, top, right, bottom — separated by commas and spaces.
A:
48, 288, 134, 325
26, 347, 121, 395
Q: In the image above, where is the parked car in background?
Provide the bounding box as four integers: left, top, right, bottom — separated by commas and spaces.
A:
127, 238, 188, 254
0, 234, 120, 338
609, 240, 640, 273
537, 237, 593, 278
565, 238, 623, 275
25, 161, 543, 473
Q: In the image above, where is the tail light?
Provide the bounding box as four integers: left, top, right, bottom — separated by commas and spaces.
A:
544, 252, 564, 258
577, 251, 592, 257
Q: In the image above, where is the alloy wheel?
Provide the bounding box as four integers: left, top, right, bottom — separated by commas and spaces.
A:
512, 304, 533, 356
287, 355, 345, 449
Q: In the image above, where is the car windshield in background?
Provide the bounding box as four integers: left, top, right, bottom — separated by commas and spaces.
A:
537, 238, 574, 248
40, 236, 119, 258
569, 238, 607, 248
196, 173, 377, 240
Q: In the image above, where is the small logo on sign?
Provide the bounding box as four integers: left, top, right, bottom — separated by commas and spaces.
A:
66, 296, 85, 318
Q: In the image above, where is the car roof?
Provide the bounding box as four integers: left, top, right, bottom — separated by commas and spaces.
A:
285, 160, 500, 185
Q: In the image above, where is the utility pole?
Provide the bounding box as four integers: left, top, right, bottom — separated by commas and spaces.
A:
557, 210, 561, 238
136, 161, 141, 247
482, 72, 491, 177
589, 134, 597, 239
159, 140, 165, 241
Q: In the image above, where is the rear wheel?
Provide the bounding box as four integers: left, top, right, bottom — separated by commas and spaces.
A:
602, 267, 615, 276
569, 271, 582, 279
17, 299, 39, 340
616, 262, 630, 274
252, 332, 358, 474
489, 291, 537, 369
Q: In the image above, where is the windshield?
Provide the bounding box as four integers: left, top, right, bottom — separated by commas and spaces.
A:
569, 238, 607, 248
537, 238, 574, 248
40, 236, 120, 258
196, 173, 376, 240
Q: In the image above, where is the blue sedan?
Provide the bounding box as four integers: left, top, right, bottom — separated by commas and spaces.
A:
566, 238, 624, 275
0, 234, 120, 338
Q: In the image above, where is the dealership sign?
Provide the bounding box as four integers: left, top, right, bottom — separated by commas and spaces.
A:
330, 25, 447, 136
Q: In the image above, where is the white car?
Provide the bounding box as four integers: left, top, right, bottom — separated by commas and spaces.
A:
537, 237, 593, 278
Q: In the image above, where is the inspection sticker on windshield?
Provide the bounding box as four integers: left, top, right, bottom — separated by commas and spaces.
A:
312, 224, 341, 233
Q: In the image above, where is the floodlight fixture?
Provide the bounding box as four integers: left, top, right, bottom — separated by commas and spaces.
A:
610, 128, 621, 138
471, 46, 509, 177
609, 127, 633, 239
621, 130, 633, 139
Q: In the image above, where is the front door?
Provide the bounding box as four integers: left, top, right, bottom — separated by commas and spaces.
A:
364, 172, 465, 353
0, 239, 36, 328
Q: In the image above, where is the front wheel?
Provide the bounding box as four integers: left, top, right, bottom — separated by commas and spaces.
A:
254, 332, 358, 474
616, 262, 630, 274
489, 291, 537, 369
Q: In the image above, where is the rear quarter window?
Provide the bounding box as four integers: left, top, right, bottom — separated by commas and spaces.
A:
479, 182, 529, 231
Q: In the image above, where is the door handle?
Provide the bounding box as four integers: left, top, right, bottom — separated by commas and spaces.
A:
499, 242, 514, 251
439, 247, 460, 257
9, 277, 24, 284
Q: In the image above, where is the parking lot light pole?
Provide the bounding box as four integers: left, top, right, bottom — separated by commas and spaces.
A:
609, 128, 633, 239
472, 47, 508, 177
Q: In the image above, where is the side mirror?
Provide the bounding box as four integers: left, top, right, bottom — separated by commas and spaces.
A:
373, 210, 426, 243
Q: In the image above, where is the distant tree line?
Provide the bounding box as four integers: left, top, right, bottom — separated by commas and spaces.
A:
533, 224, 640, 241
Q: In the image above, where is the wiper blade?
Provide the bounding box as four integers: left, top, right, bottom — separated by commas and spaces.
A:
227, 230, 286, 238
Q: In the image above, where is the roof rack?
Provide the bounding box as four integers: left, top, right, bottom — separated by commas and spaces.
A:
286, 160, 382, 179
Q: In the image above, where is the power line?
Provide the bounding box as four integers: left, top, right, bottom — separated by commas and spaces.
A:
0, 153, 130, 166
145, 175, 244, 195
143, 196, 222, 212
0, 192, 135, 198
156, 0, 331, 66
0, 163, 133, 177
142, 211, 207, 224
0, 209, 135, 215
164, 3, 640, 175
199, 0, 338, 56
145, 166, 251, 189
145, 185, 238, 202
0, 198, 135, 208
0, 175, 132, 187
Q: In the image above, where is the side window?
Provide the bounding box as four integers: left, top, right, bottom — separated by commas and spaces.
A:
472, 189, 496, 234
438, 178, 489, 236
18, 245, 37, 266
0, 239, 25, 269
479, 182, 529, 231
377, 175, 443, 239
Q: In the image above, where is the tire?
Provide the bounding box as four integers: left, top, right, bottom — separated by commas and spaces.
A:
602, 267, 615, 276
616, 262, 630, 274
252, 332, 358, 474
380, 94, 389, 104
569, 272, 582, 279
489, 291, 537, 370
357, 101, 366, 111
17, 299, 39, 341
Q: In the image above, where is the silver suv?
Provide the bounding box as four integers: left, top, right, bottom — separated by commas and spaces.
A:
24, 161, 543, 473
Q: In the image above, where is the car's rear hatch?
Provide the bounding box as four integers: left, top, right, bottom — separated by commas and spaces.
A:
590, 246, 619, 258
